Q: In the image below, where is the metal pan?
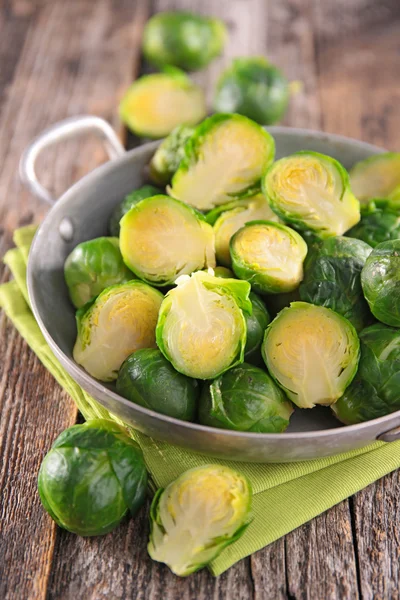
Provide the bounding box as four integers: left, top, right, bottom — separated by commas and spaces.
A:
20, 115, 400, 463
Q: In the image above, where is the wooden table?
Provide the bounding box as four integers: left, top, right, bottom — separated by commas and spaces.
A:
1, 1, 400, 598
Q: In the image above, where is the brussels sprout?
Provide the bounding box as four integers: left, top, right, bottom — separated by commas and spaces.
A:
38, 419, 147, 536
388, 185, 400, 208
262, 302, 360, 409
119, 68, 206, 138
262, 151, 360, 237
209, 194, 281, 267
169, 114, 275, 211
150, 125, 194, 186
73, 281, 163, 381
230, 220, 308, 294
346, 200, 400, 248
64, 237, 133, 309
213, 57, 289, 126
109, 185, 162, 237
244, 292, 271, 364
116, 348, 198, 421
156, 270, 251, 379
148, 465, 251, 576
143, 11, 227, 71
332, 323, 400, 424
199, 363, 293, 432
213, 266, 235, 278
120, 195, 215, 287
264, 288, 301, 319
349, 153, 400, 204
361, 239, 400, 328
299, 236, 372, 332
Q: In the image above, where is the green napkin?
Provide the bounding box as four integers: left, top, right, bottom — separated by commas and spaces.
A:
2, 225, 400, 577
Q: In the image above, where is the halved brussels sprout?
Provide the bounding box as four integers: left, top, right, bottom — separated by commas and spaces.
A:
150, 125, 194, 186
199, 363, 293, 432
109, 185, 161, 237
262, 151, 360, 237
120, 195, 215, 287
156, 271, 251, 379
213, 266, 235, 278
73, 281, 163, 381
64, 237, 133, 309
245, 292, 271, 364
143, 11, 227, 71
119, 68, 206, 138
148, 465, 251, 576
299, 236, 372, 331
262, 302, 360, 409
230, 220, 308, 294
213, 57, 289, 125
38, 420, 147, 536
116, 348, 198, 421
332, 323, 400, 424
361, 239, 400, 327
209, 194, 281, 267
349, 153, 400, 204
169, 114, 275, 211
346, 199, 400, 248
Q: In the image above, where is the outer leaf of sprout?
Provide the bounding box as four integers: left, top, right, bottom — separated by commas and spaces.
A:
346, 200, 400, 248
150, 125, 195, 186
349, 153, 400, 204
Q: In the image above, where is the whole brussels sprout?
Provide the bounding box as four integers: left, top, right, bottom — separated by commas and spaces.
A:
64, 237, 133, 309
38, 419, 147, 536
156, 270, 251, 379
150, 125, 194, 186
213, 57, 289, 125
350, 153, 400, 205
119, 195, 215, 287
73, 281, 163, 381
116, 348, 198, 421
262, 302, 360, 409
244, 292, 271, 365
332, 323, 400, 424
209, 194, 281, 267
199, 363, 293, 432
170, 114, 275, 211
361, 239, 400, 327
346, 200, 400, 248
148, 465, 251, 576
299, 236, 372, 331
262, 151, 360, 237
230, 220, 308, 294
143, 11, 227, 71
264, 288, 301, 319
119, 67, 206, 138
109, 185, 161, 237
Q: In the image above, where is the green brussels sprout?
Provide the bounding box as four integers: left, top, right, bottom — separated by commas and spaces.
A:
199, 363, 293, 432
244, 292, 271, 364
64, 237, 133, 309
332, 323, 400, 424
264, 288, 301, 319
169, 114, 275, 211
119, 68, 206, 138
262, 151, 360, 237
73, 281, 163, 381
349, 153, 400, 204
38, 419, 147, 536
346, 200, 400, 248
143, 11, 227, 71
299, 236, 372, 332
148, 465, 251, 576
213, 266, 235, 278
156, 270, 251, 379
361, 239, 400, 327
150, 125, 194, 186
209, 194, 281, 267
388, 185, 400, 208
120, 195, 215, 287
116, 348, 198, 421
109, 185, 162, 237
213, 57, 289, 126
262, 302, 360, 409
230, 220, 308, 294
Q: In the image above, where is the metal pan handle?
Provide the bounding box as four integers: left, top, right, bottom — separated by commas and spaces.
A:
377, 426, 400, 443
19, 115, 126, 205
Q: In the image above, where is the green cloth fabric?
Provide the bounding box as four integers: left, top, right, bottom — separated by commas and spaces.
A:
2, 225, 400, 576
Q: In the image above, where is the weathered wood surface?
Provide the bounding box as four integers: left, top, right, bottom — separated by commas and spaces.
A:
0, 0, 400, 599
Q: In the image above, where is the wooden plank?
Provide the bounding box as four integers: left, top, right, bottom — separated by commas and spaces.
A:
0, 1, 150, 599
